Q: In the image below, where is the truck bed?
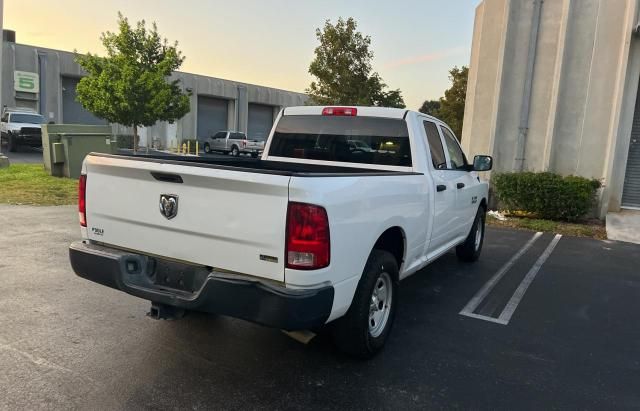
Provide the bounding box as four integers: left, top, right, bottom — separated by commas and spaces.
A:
94, 152, 421, 177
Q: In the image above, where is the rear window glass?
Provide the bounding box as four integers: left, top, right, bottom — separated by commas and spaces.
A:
268, 115, 412, 167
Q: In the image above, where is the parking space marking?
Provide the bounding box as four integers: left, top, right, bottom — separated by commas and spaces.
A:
497, 234, 562, 323
459, 231, 543, 320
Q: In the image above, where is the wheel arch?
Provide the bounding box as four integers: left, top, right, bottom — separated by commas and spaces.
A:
371, 226, 406, 277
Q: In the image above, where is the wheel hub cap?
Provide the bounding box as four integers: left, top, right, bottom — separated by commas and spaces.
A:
369, 272, 393, 338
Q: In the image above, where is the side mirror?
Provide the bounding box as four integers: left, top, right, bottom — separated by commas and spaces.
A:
473, 155, 493, 171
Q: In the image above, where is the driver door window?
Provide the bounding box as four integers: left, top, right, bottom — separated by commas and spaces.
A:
439, 126, 466, 169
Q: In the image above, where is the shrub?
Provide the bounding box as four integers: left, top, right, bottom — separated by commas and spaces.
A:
492, 172, 601, 221
114, 134, 134, 149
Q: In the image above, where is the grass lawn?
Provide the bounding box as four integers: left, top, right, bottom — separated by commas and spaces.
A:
487, 214, 607, 240
0, 164, 78, 206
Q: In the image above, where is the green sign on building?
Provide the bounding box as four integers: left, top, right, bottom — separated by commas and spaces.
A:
14, 71, 39, 93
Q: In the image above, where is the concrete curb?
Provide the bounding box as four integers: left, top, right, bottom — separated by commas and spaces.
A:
0, 154, 10, 168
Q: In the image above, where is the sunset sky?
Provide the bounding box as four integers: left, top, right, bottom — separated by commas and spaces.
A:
3, 0, 479, 109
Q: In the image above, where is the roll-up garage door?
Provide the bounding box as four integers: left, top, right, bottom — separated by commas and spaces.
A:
622, 83, 640, 208
248, 103, 274, 141
61, 77, 107, 125
197, 96, 228, 141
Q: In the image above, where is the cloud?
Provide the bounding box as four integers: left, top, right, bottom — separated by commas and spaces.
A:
384, 47, 466, 69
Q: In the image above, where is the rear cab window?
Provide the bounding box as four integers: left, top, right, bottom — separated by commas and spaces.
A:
267, 115, 412, 167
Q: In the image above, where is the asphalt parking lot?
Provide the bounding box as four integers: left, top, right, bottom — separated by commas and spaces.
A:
1, 205, 639, 410
1, 147, 44, 164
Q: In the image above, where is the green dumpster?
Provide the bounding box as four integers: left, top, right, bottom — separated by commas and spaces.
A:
42, 124, 118, 179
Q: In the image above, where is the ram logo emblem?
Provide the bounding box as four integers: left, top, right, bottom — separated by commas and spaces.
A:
159, 194, 179, 220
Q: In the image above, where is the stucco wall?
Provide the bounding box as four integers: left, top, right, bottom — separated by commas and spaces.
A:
462, 0, 639, 216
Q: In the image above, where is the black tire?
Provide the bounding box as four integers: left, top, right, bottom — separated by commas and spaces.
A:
456, 206, 486, 262
8, 133, 17, 152
332, 250, 399, 359
230, 145, 239, 156
204, 143, 211, 154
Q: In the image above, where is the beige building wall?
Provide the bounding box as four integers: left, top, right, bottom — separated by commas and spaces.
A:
462, 0, 640, 217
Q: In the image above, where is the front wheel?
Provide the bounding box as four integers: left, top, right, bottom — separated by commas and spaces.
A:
204, 143, 211, 154
7, 133, 17, 152
332, 250, 398, 359
456, 206, 486, 262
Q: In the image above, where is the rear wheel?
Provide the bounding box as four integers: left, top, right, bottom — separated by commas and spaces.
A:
456, 206, 486, 262
230, 145, 239, 156
332, 250, 398, 359
204, 143, 211, 154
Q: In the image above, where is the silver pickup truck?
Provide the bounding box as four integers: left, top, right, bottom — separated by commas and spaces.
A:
203, 131, 265, 157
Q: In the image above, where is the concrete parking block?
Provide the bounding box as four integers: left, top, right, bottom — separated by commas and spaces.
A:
0, 154, 9, 168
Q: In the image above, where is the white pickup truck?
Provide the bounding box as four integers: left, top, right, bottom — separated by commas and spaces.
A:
69, 106, 492, 358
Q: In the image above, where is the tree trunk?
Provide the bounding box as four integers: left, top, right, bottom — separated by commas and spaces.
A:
133, 124, 138, 154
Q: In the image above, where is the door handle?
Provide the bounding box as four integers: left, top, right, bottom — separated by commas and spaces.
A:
457, 183, 465, 189
436, 184, 447, 192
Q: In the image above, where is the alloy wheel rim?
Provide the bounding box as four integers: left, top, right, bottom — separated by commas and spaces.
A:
369, 271, 393, 338
475, 220, 483, 251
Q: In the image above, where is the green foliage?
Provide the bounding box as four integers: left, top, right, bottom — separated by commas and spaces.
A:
492, 172, 602, 221
437, 66, 468, 139
307, 17, 405, 108
114, 134, 133, 149
419, 100, 440, 117
75, 13, 191, 150
419, 66, 468, 139
0, 164, 78, 205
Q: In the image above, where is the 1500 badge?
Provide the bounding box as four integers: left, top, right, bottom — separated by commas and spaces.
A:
471, 196, 478, 204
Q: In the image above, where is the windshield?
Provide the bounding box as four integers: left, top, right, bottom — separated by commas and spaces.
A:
268, 115, 411, 167
10, 114, 44, 124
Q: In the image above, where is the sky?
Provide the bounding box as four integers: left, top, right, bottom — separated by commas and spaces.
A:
3, 0, 479, 110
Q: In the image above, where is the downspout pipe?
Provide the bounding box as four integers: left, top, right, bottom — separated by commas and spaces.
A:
514, 0, 544, 172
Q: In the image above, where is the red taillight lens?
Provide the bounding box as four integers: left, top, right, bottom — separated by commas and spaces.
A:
322, 107, 357, 116
286, 202, 330, 270
79, 174, 87, 227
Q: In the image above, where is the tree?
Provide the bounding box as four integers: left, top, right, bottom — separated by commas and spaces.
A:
307, 17, 405, 108
418, 100, 441, 117
75, 13, 191, 152
437, 66, 468, 139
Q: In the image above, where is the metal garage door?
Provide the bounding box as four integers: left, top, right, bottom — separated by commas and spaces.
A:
61, 77, 107, 125
248, 103, 274, 141
197, 96, 228, 141
622, 87, 640, 208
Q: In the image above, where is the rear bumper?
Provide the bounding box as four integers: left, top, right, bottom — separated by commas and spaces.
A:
69, 241, 334, 330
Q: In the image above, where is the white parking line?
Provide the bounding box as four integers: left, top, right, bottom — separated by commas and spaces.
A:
459, 231, 543, 319
497, 234, 562, 323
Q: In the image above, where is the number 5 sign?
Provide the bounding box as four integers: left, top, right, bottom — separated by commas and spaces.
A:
14, 71, 39, 93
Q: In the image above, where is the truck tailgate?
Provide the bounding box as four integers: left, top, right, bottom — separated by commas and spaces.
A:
83, 155, 289, 282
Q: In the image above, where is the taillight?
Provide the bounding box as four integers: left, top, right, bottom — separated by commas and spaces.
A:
322, 107, 357, 116
79, 174, 87, 227
286, 202, 330, 270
